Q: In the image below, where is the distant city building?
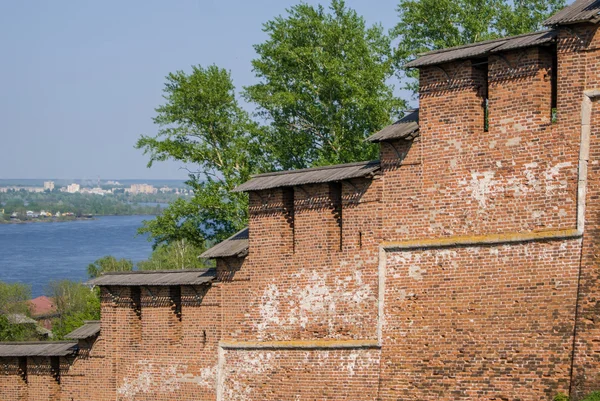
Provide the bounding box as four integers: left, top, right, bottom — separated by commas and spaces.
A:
43, 181, 55, 191
106, 180, 122, 186
126, 183, 157, 195
66, 183, 80, 193
81, 187, 110, 196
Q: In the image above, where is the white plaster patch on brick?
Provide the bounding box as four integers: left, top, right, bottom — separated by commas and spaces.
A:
176, 365, 216, 388
299, 272, 335, 317
257, 268, 376, 337
459, 160, 573, 213
341, 350, 379, 376
221, 351, 274, 401
257, 284, 281, 337
544, 162, 572, 195
449, 139, 463, 152
461, 171, 497, 208
117, 360, 188, 400
489, 140, 497, 149
450, 158, 458, 169
408, 265, 425, 281
506, 136, 521, 147
532, 210, 544, 220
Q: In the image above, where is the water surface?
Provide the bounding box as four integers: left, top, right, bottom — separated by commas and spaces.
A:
0, 216, 153, 296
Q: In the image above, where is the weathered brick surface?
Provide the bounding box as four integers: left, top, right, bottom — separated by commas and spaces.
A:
380, 240, 581, 400
2, 14, 600, 401
220, 348, 381, 401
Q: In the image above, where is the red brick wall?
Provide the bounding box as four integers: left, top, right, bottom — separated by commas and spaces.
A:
2, 20, 600, 401
380, 240, 581, 400
569, 24, 600, 398
0, 358, 27, 400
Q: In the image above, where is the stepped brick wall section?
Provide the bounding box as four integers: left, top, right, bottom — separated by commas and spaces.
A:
217, 178, 383, 399
61, 339, 112, 401
1, 17, 600, 401
106, 285, 222, 401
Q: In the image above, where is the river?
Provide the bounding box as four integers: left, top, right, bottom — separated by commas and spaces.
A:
0, 215, 154, 296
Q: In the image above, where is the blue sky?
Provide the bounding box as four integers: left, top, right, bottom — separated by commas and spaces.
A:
0, 0, 400, 180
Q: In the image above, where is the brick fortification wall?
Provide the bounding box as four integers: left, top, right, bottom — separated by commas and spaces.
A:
2, 15, 600, 401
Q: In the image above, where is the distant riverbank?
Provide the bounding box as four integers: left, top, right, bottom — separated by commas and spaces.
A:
0, 216, 94, 224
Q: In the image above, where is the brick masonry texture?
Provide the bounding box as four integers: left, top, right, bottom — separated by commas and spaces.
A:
2, 15, 600, 401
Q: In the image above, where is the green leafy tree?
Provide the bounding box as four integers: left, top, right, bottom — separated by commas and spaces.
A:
136, 65, 268, 246
137, 239, 210, 271
48, 280, 100, 339
0, 315, 37, 341
0, 282, 39, 341
393, 0, 565, 92
87, 256, 134, 279
245, 0, 404, 169
0, 282, 31, 315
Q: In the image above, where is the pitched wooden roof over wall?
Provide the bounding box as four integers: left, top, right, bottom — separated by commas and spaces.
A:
544, 0, 600, 25
200, 228, 249, 259
86, 269, 216, 287
367, 109, 419, 143
65, 321, 100, 340
233, 160, 381, 192
404, 30, 557, 68
0, 342, 78, 357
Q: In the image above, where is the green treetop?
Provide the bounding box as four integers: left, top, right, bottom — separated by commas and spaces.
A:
245, 0, 405, 169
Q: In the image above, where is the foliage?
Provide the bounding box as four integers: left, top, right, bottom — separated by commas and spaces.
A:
392, 0, 565, 93
582, 392, 600, 401
245, 0, 404, 169
137, 239, 211, 271
48, 280, 100, 339
0, 282, 46, 341
136, 65, 269, 246
0, 314, 40, 341
87, 256, 134, 279
0, 282, 31, 315
552, 391, 600, 401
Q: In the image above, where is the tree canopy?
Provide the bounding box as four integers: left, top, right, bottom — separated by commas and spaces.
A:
136, 65, 268, 246
87, 256, 134, 279
0, 282, 31, 315
48, 280, 100, 339
246, 0, 404, 169
137, 1, 404, 247
393, 0, 565, 92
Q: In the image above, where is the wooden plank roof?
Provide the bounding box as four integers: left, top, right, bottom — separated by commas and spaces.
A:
404, 31, 556, 68
65, 321, 100, 340
86, 268, 216, 287
367, 109, 419, 143
544, 0, 600, 25
0, 342, 78, 357
200, 228, 249, 259
233, 161, 381, 192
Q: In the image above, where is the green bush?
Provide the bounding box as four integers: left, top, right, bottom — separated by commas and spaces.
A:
582, 391, 600, 401
554, 391, 600, 401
